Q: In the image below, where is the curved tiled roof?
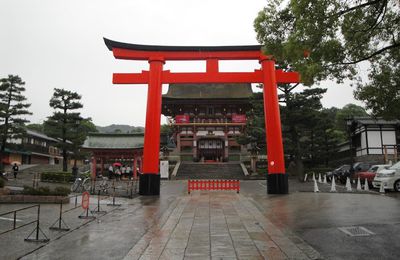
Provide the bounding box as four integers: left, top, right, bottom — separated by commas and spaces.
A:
104, 38, 261, 52
163, 83, 253, 99
82, 133, 144, 149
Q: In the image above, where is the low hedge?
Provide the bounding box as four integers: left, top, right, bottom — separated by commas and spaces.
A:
41, 172, 72, 183
22, 186, 70, 196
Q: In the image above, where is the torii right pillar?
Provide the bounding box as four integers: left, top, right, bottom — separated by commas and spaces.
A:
261, 57, 288, 194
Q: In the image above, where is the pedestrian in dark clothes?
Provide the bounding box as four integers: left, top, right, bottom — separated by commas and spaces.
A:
12, 163, 19, 179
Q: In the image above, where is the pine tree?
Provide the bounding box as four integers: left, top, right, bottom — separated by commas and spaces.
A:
44, 88, 83, 172
0, 75, 31, 171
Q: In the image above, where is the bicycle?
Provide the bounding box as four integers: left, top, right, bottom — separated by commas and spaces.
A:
97, 176, 109, 194
71, 175, 91, 192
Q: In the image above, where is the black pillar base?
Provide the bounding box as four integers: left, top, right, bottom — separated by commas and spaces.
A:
267, 174, 288, 194
139, 174, 160, 196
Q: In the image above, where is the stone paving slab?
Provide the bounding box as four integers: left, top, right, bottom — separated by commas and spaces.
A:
2, 179, 400, 260
122, 192, 315, 260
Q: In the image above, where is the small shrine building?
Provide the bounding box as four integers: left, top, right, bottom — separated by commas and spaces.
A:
82, 133, 144, 178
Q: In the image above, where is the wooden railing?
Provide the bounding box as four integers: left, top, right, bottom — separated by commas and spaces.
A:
188, 179, 240, 194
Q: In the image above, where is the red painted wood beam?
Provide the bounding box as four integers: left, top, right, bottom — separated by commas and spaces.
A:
112, 69, 299, 84
112, 48, 263, 61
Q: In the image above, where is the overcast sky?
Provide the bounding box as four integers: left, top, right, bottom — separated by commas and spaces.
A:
0, 0, 362, 127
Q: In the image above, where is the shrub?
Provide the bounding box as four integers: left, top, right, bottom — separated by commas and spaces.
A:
22, 186, 70, 196
53, 186, 71, 196
41, 172, 72, 183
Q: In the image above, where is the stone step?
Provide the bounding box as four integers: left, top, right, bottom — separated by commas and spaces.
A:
175, 162, 245, 180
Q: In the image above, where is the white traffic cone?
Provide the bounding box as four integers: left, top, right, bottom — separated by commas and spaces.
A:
356, 177, 362, 191
379, 182, 385, 193
312, 173, 315, 181
346, 177, 352, 192
318, 173, 322, 183
364, 179, 369, 191
304, 173, 308, 182
314, 179, 320, 192
323, 175, 328, 184
330, 177, 337, 192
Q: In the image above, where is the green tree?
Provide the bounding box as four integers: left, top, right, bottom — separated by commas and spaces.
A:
254, 0, 399, 86
280, 86, 327, 176
335, 104, 368, 131
69, 118, 97, 167
26, 123, 44, 133
0, 75, 31, 171
354, 52, 400, 119
44, 88, 83, 172
311, 108, 346, 167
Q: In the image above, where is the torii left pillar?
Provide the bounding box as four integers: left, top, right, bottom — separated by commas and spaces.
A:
139, 57, 164, 195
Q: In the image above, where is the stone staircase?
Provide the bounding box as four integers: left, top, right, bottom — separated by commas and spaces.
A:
174, 162, 245, 180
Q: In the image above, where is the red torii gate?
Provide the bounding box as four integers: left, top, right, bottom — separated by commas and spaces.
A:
104, 38, 300, 195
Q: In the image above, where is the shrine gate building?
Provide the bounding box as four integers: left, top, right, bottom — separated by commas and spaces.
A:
162, 83, 253, 162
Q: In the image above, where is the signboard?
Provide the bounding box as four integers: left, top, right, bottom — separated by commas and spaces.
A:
232, 114, 246, 123
82, 191, 90, 210
160, 160, 169, 179
175, 115, 190, 124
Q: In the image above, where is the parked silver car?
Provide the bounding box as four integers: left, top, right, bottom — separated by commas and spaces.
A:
372, 161, 400, 192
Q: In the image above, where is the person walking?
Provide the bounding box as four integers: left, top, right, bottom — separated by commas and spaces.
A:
126, 165, 132, 179
108, 165, 114, 179
12, 163, 19, 179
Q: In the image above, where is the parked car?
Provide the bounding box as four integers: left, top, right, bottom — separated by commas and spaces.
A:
352, 164, 391, 187
326, 164, 351, 182
373, 161, 400, 192
338, 162, 372, 184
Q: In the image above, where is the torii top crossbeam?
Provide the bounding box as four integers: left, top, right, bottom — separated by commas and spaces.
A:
104, 37, 300, 195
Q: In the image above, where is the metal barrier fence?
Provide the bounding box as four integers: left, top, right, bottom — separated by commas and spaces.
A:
0, 204, 49, 242
0, 190, 125, 243
188, 179, 240, 194
89, 178, 139, 198
0, 204, 39, 236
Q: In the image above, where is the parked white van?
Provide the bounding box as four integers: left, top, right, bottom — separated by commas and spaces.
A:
373, 161, 400, 192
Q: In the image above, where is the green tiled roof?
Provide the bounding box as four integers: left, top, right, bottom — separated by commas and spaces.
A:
82, 133, 144, 149
163, 84, 253, 99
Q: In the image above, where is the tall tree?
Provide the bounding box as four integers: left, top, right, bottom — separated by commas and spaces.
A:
254, 0, 399, 86
0, 75, 31, 171
280, 86, 327, 176
69, 118, 97, 167
335, 104, 368, 131
354, 50, 400, 119
44, 88, 83, 172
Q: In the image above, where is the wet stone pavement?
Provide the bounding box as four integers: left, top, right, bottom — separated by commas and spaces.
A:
1, 179, 400, 260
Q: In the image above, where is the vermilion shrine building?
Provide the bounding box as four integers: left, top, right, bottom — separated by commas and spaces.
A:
162, 83, 253, 162
82, 133, 143, 178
